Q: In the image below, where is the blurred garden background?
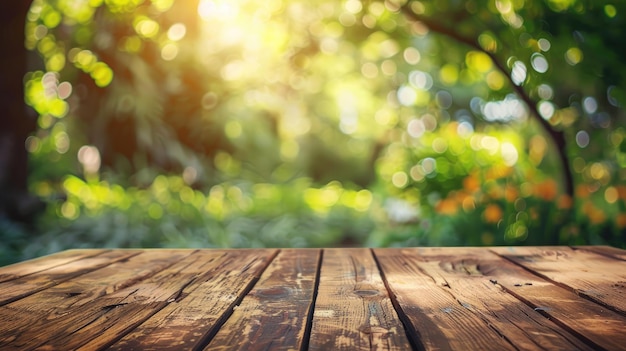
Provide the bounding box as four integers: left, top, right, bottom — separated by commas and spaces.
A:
1, 0, 625, 265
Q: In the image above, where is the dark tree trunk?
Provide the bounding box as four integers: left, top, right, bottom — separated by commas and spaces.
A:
0, 1, 43, 222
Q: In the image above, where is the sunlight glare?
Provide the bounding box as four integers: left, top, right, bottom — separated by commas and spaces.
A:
531, 53, 548, 73
161, 43, 179, 61
78, 145, 101, 175
397, 85, 417, 106
338, 91, 359, 134
408, 70, 433, 90
167, 23, 187, 41
537, 100, 555, 120
583, 96, 598, 114
481, 95, 527, 122
480, 136, 499, 154
198, 0, 239, 22
537, 38, 551, 51
407, 118, 425, 138
537, 84, 553, 100
510, 60, 526, 85
403, 47, 421, 65
500, 142, 518, 166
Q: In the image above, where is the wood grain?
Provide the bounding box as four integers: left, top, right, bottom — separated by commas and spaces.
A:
385, 247, 593, 350
1, 246, 625, 350
491, 246, 626, 315
480, 247, 626, 350
104, 249, 278, 351
0, 250, 192, 347
0, 250, 141, 307
308, 248, 411, 351
204, 249, 320, 351
0, 249, 107, 283
1, 250, 220, 350
374, 248, 521, 350
574, 245, 626, 261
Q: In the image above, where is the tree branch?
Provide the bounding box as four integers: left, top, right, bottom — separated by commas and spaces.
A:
400, 4, 574, 199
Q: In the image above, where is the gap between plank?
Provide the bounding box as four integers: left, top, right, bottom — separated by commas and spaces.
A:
76, 250, 202, 350
489, 248, 626, 319
0, 251, 144, 307
486, 277, 608, 351
374, 249, 524, 351
300, 249, 324, 351
192, 249, 281, 351
370, 249, 423, 351
0, 249, 111, 284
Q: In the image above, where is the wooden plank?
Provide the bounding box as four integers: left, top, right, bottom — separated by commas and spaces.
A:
491, 246, 626, 315
459, 246, 626, 351
0, 250, 241, 350
308, 248, 411, 350
0, 249, 107, 283
574, 245, 626, 261
374, 248, 520, 350
0, 250, 141, 307
0, 249, 192, 346
386, 247, 593, 350
1, 246, 623, 350
204, 249, 320, 351
102, 249, 278, 351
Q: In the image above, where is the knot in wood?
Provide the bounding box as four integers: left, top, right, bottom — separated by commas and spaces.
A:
353, 289, 379, 297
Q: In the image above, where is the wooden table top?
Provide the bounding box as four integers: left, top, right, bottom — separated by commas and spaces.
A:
0, 246, 625, 350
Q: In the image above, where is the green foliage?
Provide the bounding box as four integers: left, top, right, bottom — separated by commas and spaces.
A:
19, 175, 377, 260
8, 0, 626, 264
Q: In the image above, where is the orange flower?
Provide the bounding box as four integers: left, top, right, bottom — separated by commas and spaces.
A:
576, 184, 595, 199
583, 202, 606, 224
534, 179, 558, 201
557, 194, 573, 209
505, 185, 519, 202
483, 204, 503, 223
463, 174, 480, 193
436, 198, 459, 215
486, 165, 513, 180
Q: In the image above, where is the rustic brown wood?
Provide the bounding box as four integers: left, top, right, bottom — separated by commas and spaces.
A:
104, 249, 277, 350
0, 249, 193, 347
375, 248, 523, 350
0, 249, 108, 283
383, 247, 593, 350
575, 245, 626, 261
482, 247, 626, 350
1, 250, 221, 350
308, 248, 411, 350
0, 250, 141, 307
491, 246, 626, 315
204, 249, 320, 350
0, 246, 625, 350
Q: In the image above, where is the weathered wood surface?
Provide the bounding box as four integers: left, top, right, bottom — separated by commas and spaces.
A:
374, 248, 594, 350
205, 249, 319, 350
0, 246, 624, 350
491, 246, 626, 315
575, 245, 626, 261
308, 248, 411, 350
0, 249, 108, 283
